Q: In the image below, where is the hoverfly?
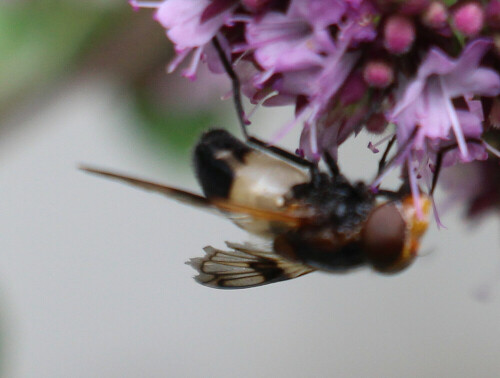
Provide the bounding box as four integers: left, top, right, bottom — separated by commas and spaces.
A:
81, 127, 430, 289
80, 37, 431, 289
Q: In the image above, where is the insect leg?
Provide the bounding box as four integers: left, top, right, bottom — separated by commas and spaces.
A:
211, 37, 247, 136
375, 189, 402, 199
211, 37, 319, 175
377, 135, 396, 175
371, 127, 418, 188
323, 151, 340, 177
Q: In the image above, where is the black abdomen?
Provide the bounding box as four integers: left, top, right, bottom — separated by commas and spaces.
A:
193, 129, 251, 199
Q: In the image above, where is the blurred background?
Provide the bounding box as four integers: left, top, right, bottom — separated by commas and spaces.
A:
1, 1, 500, 377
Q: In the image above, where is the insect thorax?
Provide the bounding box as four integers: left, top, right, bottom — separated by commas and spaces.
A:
289, 173, 375, 233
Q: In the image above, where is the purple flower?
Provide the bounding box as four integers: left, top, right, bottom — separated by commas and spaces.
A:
299, 101, 369, 161
291, 7, 376, 160
389, 39, 500, 160
130, 0, 237, 79
130, 0, 500, 221
244, 0, 346, 87
155, 0, 236, 50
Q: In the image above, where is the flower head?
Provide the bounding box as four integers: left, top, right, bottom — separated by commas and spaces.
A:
130, 0, 237, 79
389, 39, 500, 159
245, 0, 344, 75
131, 0, 500, 221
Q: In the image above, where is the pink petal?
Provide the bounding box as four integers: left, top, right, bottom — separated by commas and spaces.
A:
453, 38, 492, 75
456, 110, 482, 137
389, 79, 425, 120
157, 0, 235, 50
290, 0, 346, 28
462, 68, 500, 96
417, 47, 456, 78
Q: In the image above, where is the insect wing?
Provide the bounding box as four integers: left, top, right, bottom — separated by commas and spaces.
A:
187, 242, 315, 289
80, 166, 310, 228
80, 166, 211, 209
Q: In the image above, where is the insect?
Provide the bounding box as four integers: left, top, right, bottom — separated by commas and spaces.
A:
80, 37, 431, 289
81, 127, 431, 289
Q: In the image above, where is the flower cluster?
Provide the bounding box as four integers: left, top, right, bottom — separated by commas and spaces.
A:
131, 0, 500, 218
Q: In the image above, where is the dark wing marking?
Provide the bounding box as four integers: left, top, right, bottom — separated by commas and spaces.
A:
80, 166, 310, 227
187, 242, 315, 289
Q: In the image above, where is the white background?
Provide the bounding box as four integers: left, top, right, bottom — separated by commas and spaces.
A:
0, 76, 499, 378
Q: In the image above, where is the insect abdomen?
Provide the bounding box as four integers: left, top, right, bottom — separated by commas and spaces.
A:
193, 129, 251, 199
193, 129, 308, 208
193, 129, 310, 237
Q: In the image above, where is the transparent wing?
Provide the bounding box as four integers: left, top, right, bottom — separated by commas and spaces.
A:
80, 166, 211, 209
187, 242, 315, 289
80, 166, 309, 228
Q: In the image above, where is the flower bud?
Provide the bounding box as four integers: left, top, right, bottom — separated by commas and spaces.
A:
422, 2, 448, 29
363, 60, 394, 88
452, 2, 484, 36
366, 113, 388, 134
340, 73, 367, 105
384, 15, 415, 54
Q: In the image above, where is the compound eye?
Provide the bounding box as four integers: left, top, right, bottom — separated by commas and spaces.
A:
361, 202, 410, 273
